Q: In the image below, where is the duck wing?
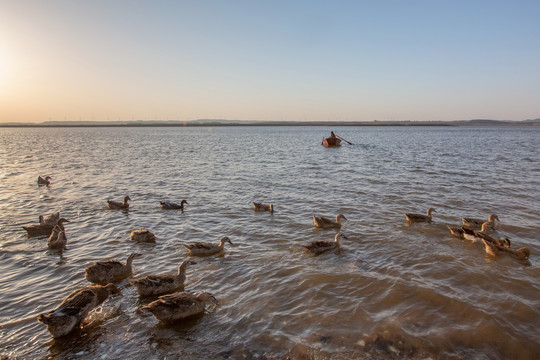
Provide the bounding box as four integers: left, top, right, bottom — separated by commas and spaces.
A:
186, 242, 213, 250
57, 289, 97, 310
405, 213, 428, 222
161, 201, 180, 209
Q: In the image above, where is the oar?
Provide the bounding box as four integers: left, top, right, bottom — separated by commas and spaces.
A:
336, 135, 353, 145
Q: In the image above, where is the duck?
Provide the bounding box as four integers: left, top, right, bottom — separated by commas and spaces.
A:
462, 214, 499, 230
107, 196, 131, 210
481, 239, 530, 261
160, 200, 188, 210
473, 223, 511, 248
22, 212, 61, 237
130, 229, 156, 243
85, 253, 142, 285
183, 237, 233, 256
37, 176, 52, 186
131, 260, 196, 298
37, 283, 121, 338
47, 218, 70, 250
302, 233, 348, 255
447, 226, 465, 239
141, 291, 219, 323
313, 214, 347, 229
404, 208, 436, 223
253, 202, 273, 213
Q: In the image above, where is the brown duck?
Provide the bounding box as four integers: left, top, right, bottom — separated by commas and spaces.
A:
131, 260, 196, 298
405, 208, 436, 223
85, 253, 142, 284
184, 237, 233, 256
37, 176, 52, 186
107, 196, 131, 210
302, 233, 347, 255
141, 291, 218, 323
253, 202, 273, 213
37, 283, 121, 338
313, 214, 347, 229
47, 218, 70, 250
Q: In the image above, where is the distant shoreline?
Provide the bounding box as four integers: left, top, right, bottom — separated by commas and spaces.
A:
1, 119, 539, 127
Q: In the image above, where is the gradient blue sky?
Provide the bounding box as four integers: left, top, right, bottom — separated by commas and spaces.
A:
1, 0, 539, 122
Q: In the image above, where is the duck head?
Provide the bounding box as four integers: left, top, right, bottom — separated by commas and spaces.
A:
335, 233, 348, 242
220, 236, 233, 246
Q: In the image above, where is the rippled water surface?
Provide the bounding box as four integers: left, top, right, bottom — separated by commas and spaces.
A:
1, 126, 539, 359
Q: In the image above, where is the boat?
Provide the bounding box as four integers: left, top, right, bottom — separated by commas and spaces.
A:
322, 137, 341, 147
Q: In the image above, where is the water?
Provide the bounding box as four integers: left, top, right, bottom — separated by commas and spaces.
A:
0, 126, 539, 359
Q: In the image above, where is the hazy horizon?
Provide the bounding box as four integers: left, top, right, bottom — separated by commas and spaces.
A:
1, 1, 539, 123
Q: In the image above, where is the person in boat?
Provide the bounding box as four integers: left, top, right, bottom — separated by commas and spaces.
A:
330, 131, 336, 138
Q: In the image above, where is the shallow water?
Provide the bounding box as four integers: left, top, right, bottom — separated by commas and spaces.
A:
0, 126, 539, 359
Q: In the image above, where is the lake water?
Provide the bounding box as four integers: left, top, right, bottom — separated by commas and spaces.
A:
0, 126, 539, 359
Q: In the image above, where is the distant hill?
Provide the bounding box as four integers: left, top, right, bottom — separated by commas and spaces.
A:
1, 118, 540, 127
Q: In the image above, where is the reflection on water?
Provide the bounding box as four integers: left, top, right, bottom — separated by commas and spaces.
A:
0, 126, 539, 359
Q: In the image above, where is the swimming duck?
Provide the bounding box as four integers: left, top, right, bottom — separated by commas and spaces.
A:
447, 226, 465, 239
462, 214, 499, 230
404, 208, 436, 223
473, 223, 511, 248
37, 283, 121, 338
302, 233, 348, 255
160, 200, 188, 210
131, 260, 196, 298
22, 212, 61, 237
107, 196, 131, 210
130, 229, 156, 243
481, 239, 530, 261
47, 218, 70, 249
253, 202, 273, 213
184, 237, 233, 256
141, 291, 219, 323
85, 253, 142, 285
37, 176, 52, 186
313, 214, 347, 229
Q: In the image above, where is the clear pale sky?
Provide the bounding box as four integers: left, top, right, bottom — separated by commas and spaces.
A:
1, 0, 539, 123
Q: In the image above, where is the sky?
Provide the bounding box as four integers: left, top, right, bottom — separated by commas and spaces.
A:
1, 0, 539, 123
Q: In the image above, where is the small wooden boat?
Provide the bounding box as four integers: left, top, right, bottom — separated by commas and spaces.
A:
322, 137, 341, 147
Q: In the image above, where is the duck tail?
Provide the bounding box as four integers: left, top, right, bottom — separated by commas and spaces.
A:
37, 313, 51, 324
